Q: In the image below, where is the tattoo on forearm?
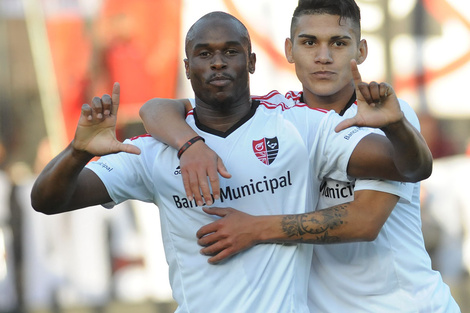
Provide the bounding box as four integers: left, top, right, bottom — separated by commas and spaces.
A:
281, 204, 349, 244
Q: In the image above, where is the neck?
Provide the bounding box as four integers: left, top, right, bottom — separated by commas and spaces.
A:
302, 83, 355, 114
194, 97, 252, 132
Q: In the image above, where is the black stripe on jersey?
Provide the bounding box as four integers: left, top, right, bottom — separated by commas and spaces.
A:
193, 100, 260, 138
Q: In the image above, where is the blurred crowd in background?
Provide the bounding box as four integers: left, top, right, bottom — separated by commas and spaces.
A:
0, 0, 469, 312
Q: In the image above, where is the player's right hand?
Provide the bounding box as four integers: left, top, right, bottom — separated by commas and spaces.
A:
73, 82, 141, 156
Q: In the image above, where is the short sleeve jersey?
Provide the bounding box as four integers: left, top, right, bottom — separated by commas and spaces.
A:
285, 90, 460, 313
87, 91, 372, 313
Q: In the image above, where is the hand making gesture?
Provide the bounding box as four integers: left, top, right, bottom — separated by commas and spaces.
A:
73, 82, 141, 157
335, 60, 404, 132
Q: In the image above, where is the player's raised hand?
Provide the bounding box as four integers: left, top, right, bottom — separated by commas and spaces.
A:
335, 60, 404, 132
73, 82, 141, 156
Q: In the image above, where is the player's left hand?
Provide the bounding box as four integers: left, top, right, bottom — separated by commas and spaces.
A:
180, 143, 231, 206
335, 60, 404, 132
197, 207, 261, 264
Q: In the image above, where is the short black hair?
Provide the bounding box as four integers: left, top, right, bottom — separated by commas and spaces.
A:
291, 0, 361, 39
185, 11, 252, 57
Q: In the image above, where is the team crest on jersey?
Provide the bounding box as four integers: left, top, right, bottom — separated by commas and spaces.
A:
252, 137, 279, 165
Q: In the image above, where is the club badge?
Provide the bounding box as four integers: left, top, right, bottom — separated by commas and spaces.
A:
252, 137, 279, 165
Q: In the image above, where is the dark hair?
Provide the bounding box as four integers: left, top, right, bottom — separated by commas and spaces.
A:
185, 11, 252, 57
291, 0, 361, 39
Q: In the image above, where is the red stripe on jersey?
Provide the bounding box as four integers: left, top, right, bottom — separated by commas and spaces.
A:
252, 90, 291, 111
284, 90, 302, 102
130, 133, 152, 141
252, 90, 282, 100
186, 109, 195, 117
284, 90, 332, 113
253, 90, 329, 113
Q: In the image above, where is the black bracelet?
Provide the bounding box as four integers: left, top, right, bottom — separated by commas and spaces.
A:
177, 136, 205, 159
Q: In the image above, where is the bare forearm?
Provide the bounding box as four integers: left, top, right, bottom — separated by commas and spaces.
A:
261, 190, 396, 244
261, 205, 351, 244
140, 98, 196, 149
260, 203, 378, 244
31, 144, 93, 214
381, 116, 432, 181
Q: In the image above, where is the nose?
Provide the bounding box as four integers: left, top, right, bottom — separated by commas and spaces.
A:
211, 51, 227, 70
314, 44, 333, 64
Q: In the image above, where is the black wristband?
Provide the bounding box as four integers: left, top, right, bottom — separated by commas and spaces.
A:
177, 136, 205, 159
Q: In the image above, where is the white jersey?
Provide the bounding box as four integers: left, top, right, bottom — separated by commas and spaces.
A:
286, 91, 460, 313
87, 92, 371, 313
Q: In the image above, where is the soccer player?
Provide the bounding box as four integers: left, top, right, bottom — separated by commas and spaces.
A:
139, 1, 460, 312
33, 11, 432, 313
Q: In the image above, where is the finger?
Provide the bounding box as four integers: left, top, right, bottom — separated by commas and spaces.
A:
92, 96, 104, 119
207, 166, 220, 201
207, 247, 236, 264
101, 94, 112, 117
357, 83, 372, 103
181, 170, 194, 201
334, 117, 357, 133
217, 158, 232, 179
200, 240, 227, 257
197, 227, 219, 244
81, 103, 93, 121
368, 81, 380, 103
186, 170, 203, 206
350, 59, 362, 90
197, 220, 221, 239
202, 207, 228, 217
350, 59, 367, 103
117, 142, 141, 155
197, 171, 212, 206
111, 82, 120, 115
379, 82, 390, 98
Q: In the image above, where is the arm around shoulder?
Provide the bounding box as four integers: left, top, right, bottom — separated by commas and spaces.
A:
139, 97, 231, 205
139, 98, 196, 149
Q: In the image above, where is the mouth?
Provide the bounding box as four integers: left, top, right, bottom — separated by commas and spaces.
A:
312, 71, 335, 79
207, 74, 233, 87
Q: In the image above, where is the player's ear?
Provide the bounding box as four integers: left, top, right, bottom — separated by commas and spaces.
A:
285, 38, 294, 64
356, 39, 368, 65
248, 53, 256, 74
184, 59, 190, 79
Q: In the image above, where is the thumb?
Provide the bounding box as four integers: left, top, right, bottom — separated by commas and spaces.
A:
217, 159, 232, 179
202, 207, 228, 217
111, 82, 120, 116
334, 117, 358, 133
117, 142, 141, 155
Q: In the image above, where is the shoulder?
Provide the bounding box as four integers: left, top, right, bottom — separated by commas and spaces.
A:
126, 133, 168, 155
127, 133, 154, 147
252, 90, 293, 110
252, 90, 329, 114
